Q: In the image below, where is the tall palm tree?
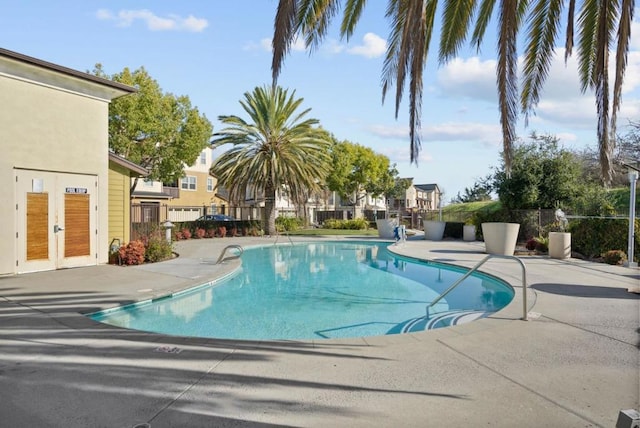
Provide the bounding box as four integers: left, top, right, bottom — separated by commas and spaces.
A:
272, 0, 634, 186
210, 85, 332, 235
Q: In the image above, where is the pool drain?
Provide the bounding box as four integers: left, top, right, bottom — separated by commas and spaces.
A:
154, 345, 182, 354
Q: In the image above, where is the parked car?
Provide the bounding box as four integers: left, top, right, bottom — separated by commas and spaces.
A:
197, 214, 235, 221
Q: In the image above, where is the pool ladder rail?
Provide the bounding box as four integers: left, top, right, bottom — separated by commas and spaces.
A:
426, 254, 529, 321
216, 244, 244, 264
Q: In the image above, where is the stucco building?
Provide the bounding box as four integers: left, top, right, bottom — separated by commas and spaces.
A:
0, 48, 135, 274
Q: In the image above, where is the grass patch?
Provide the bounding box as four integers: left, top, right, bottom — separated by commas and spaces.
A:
286, 228, 379, 236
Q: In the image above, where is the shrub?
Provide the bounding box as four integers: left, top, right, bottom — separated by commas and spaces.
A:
217, 226, 227, 238
118, 240, 146, 265
206, 228, 216, 238
194, 228, 206, 239
324, 218, 369, 230
145, 236, 173, 263
276, 216, 304, 232
525, 238, 538, 251
570, 218, 639, 261
534, 236, 549, 252
181, 228, 192, 239
603, 250, 627, 265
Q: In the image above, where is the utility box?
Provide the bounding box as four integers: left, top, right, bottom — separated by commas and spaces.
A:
616, 409, 640, 428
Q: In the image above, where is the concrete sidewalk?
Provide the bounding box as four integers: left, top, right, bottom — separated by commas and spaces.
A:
0, 236, 638, 427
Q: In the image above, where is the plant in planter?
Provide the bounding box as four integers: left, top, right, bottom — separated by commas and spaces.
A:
376, 217, 397, 239
194, 228, 206, 239
548, 208, 571, 259
423, 220, 446, 241
463, 219, 477, 241
217, 226, 227, 238
481, 222, 520, 256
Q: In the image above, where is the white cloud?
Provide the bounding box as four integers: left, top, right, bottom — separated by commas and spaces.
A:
437, 44, 640, 132
436, 57, 497, 102
245, 36, 306, 52
378, 146, 433, 164
368, 122, 502, 145
96, 9, 208, 32
346, 33, 386, 58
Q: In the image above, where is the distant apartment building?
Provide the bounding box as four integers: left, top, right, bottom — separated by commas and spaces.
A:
387, 182, 441, 212
131, 147, 227, 222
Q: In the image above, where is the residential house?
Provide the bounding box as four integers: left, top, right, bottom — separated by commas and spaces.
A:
0, 48, 135, 274
414, 183, 442, 211
131, 147, 226, 222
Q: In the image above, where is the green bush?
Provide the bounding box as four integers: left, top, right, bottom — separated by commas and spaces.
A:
276, 216, 303, 232
145, 235, 173, 263
324, 218, 369, 230
569, 218, 639, 261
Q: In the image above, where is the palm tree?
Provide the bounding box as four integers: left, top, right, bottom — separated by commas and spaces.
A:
210, 85, 332, 235
271, 0, 634, 186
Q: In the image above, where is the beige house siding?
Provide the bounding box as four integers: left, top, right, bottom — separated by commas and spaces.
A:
108, 163, 129, 245
167, 170, 217, 207
0, 48, 134, 274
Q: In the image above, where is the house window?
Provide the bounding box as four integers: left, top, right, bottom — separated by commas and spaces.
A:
207, 177, 214, 192
180, 176, 196, 191
199, 151, 207, 165
143, 179, 154, 187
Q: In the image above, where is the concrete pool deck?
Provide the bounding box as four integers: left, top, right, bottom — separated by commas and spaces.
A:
0, 234, 638, 427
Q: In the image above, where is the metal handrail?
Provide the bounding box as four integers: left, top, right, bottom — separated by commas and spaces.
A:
273, 230, 294, 246
216, 244, 244, 264
427, 254, 528, 321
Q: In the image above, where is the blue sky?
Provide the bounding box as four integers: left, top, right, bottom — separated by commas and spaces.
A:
2, 1, 639, 201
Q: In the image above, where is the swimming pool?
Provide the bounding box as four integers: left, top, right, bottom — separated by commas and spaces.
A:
90, 242, 514, 340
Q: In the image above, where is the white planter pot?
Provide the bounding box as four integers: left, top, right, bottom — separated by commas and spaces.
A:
549, 232, 571, 259
463, 224, 476, 241
424, 220, 446, 241
481, 222, 520, 256
376, 219, 397, 239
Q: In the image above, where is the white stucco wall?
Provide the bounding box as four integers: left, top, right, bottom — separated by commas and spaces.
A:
0, 69, 112, 274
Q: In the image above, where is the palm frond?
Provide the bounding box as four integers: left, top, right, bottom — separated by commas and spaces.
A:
341, 0, 367, 40
298, 0, 341, 50
611, 0, 634, 144
272, 0, 299, 84
521, 0, 563, 124
564, 0, 576, 60
439, 0, 476, 62
576, 0, 599, 93
470, 0, 497, 51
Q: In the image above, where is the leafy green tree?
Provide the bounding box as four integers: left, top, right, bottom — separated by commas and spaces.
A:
271, 1, 633, 185
93, 65, 213, 192
326, 140, 395, 214
210, 85, 332, 235
452, 175, 494, 203
494, 133, 581, 209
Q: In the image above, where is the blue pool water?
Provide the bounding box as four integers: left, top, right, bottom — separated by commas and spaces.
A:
90, 242, 513, 340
